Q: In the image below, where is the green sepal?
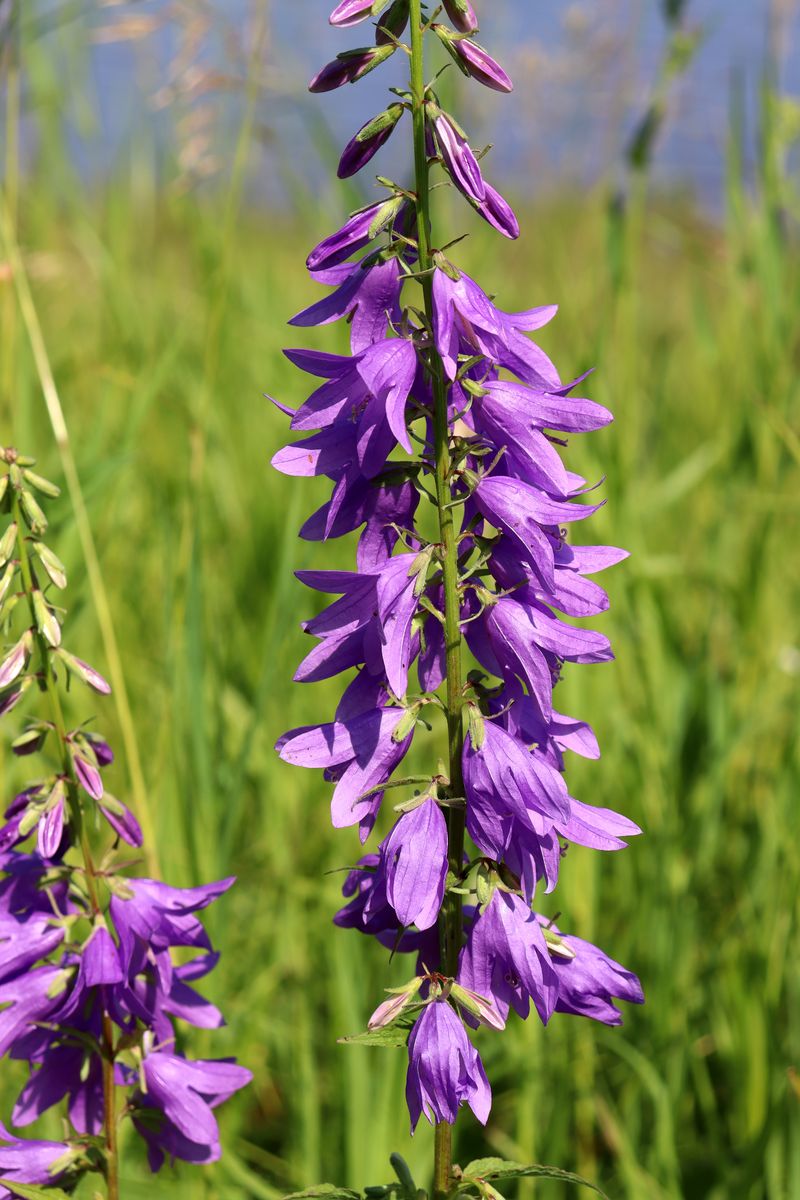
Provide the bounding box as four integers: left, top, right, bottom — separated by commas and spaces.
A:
357, 103, 405, 143
5, 1185, 73, 1200
466, 702, 485, 750
368, 193, 405, 240
431, 23, 471, 77
459, 1160, 610, 1198
285, 1186, 361, 1200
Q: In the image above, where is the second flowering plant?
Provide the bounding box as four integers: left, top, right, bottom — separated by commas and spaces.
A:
276, 2, 643, 1196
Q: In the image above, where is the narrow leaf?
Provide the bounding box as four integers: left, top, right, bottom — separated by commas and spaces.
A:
462, 1160, 609, 1198
6, 1185, 73, 1200
285, 1187, 361, 1200
338, 1024, 411, 1048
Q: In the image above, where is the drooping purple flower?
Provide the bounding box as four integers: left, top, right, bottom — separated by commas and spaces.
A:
290, 255, 404, 355
12, 1035, 104, 1136
462, 720, 569, 859
459, 891, 558, 1026
0, 1121, 73, 1196
381, 797, 448, 930
0, 966, 66, 1057
432, 267, 560, 387
109, 876, 235, 977
537, 917, 644, 1026
278, 706, 416, 838
376, 552, 426, 698
131, 1050, 253, 1171
82, 922, 124, 987
406, 1000, 491, 1131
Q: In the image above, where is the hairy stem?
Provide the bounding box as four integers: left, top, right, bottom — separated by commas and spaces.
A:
409, 5, 465, 1196
10, 486, 120, 1200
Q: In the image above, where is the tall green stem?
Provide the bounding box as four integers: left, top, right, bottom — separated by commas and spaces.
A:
409, 6, 465, 1196
10, 486, 120, 1200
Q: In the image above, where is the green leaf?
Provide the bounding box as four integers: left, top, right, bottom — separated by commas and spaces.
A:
338, 1023, 411, 1048
285, 1187, 361, 1200
461, 1160, 609, 1199
5, 1185, 73, 1200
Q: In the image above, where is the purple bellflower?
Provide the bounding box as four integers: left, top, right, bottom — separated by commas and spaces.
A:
275, 0, 643, 1154
406, 999, 491, 1132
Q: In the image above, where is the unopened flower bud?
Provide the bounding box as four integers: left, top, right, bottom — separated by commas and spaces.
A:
338, 103, 405, 179
0, 522, 17, 567
375, 0, 409, 43
56, 648, 112, 694
22, 468, 61, 498
432, 25, 513, 93
368, 976, 422, 1029
443, 0, 478, 33
450, 982, 505, 1030
19, 488, 48, 535
33, 588, 61, 647
0, 630, 31, 689
329, 0, 381, 27
34, 541, 67, 589
309, 43, 396, 94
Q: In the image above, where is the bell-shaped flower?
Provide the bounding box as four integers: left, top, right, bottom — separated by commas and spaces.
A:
380, 798, 448, 930
537, 917, 644, 1025
406, 1000, 491, 1131
0, 1121, 73, 1197
278, 705, 416, 838
290, 254, 404, 354
459, 891, 558, 1026
131, 1050, 253, 1171
462, 720, 569, 859
109, 876, 234, 978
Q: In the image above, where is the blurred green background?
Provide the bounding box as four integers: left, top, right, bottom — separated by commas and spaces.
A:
1, 1, 799, 1197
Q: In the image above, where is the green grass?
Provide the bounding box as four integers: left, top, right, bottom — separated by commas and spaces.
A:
2, 42, 800, 1200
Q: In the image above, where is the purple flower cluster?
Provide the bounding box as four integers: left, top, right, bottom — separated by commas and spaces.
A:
275, 1, 642, 1137
0, 448, 250, 1191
